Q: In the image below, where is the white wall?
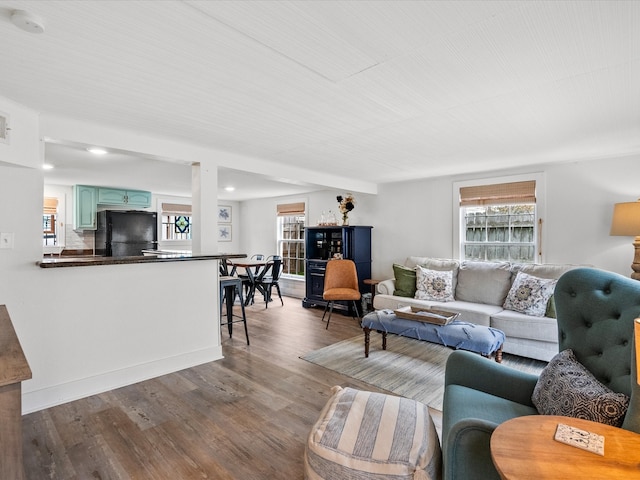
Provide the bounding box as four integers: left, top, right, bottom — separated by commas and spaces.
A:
215, 200, 241, 254
239, 190, 378, 256
239, 155, 640, 284
0, 97, 223, 413
372, 156, 640, 280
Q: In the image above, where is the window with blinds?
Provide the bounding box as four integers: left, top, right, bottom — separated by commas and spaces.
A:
161, 202, 192, 241
459, 180, 537, 263
277, 202, 306, 277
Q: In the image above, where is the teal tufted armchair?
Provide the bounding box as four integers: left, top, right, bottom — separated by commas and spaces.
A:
441, 267, 640, 480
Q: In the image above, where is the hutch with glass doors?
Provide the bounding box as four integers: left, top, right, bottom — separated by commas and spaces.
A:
302, 225, 372, 314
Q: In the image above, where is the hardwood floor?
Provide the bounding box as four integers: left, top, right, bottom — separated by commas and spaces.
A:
22, 298, 441, 479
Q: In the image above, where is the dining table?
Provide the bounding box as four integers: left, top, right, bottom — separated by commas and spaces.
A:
228, 259, 267, 306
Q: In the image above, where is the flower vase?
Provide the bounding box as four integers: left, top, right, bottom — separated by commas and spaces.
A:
342, 213, 349, 226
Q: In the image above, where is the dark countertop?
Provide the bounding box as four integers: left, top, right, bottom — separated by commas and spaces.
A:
37, 253, 247, 268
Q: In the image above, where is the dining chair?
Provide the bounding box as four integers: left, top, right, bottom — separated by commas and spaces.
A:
238, 254, 266, 303
322, 259, 361, 329
219, 258, 236, 277
255, 258, 284, 308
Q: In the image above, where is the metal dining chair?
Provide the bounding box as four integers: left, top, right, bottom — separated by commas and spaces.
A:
238, 254, 266, 303
255, 258, 284, 308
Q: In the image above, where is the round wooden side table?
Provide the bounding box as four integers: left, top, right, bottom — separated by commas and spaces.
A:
363, 278, 382, 297
490, 415, 640, 479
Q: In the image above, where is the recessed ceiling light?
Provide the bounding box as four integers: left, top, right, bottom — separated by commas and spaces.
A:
224, 186, 235, 192
11, 10, 45, 34
42, 163, 54, 170
87, 147, 108, 155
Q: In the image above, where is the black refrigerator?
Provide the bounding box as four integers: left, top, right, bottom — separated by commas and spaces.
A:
95, 210, 158, 256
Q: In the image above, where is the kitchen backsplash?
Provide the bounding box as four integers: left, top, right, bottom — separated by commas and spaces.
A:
64, 224, 94, 251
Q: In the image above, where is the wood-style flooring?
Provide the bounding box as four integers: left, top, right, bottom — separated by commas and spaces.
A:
22, 297, 441, 479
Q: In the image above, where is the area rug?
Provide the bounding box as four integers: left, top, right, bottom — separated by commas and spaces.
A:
301, 334, 547, 411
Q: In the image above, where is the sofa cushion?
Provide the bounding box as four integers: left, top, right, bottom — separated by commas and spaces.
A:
532, 349, 630, 427
511, 262, 580, 279
372, 294, 430, 311
406, 257, 460, 291
503, 271, 557, 317
415, 265, 454, 302
431, 300, 502, 327
455, 261, 512, 305
490, 309, 559, 342
392, 263, 416, 297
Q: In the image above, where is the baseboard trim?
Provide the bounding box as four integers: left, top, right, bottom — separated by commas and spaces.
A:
22, 346, 223, 414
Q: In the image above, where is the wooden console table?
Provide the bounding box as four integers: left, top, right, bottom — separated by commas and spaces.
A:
0, 305, 32, 479
491, 415, 640, 479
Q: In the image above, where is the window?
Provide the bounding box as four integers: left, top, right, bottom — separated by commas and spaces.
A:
161, 202, 192, 241
277, 202, 306, 277
43, 197, 58, 246
457, 178, 541, 263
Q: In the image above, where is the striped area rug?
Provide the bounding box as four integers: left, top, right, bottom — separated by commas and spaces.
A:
301, 333, 547, 411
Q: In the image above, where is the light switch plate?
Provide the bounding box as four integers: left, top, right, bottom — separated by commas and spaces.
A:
0, 232, 14, 249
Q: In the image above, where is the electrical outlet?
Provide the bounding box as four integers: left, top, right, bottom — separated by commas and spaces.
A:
0, 232, 14, 249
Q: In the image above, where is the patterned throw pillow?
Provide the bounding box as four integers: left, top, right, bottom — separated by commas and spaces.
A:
415, 266, 454, 302
393, 263, 417, 297
503, 271, 557, 316
532, 349, 630, 427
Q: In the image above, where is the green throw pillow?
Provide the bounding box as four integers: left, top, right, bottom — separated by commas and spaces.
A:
393, 264, 416, 297
546, 295, 556, 318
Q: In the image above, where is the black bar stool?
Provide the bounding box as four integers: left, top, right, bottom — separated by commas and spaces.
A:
219, 276, 249, 344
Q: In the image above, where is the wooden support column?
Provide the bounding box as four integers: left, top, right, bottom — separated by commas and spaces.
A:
0, 305, 32, 480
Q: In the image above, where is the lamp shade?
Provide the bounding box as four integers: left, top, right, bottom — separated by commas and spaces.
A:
610, 201, 640, 236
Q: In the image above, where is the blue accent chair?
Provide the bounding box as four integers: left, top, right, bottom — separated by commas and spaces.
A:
441, 267, 640, 480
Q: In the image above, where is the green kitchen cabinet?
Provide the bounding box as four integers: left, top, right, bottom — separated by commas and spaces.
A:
73, 185, 97, 230
97, 188, 151, 207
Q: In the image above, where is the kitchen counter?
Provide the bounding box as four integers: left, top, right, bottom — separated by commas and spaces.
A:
37, 252, 246, 268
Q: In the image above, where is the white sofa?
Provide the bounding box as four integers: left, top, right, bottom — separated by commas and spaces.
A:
373, 257, 580, 362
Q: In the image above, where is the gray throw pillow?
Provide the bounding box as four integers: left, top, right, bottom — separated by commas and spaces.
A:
455, 261, 511, 305
532, 349, 630, 427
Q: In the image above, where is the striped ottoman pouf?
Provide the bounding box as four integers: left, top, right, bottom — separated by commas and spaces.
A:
305, 386, 442, 480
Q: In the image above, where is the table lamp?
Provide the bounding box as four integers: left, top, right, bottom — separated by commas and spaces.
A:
610, 200, 640, 280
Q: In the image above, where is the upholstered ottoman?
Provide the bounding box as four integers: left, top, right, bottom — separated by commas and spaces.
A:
305, 386, 442, 480
362, 309, 505, 362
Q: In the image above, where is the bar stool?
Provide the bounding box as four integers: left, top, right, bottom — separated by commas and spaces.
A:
219, 276, 249, 344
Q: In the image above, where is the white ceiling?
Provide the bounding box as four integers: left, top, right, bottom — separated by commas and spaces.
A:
1, 1, 638, 200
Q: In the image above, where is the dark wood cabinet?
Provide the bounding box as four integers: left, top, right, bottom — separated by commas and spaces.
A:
302, 226, 372, 313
